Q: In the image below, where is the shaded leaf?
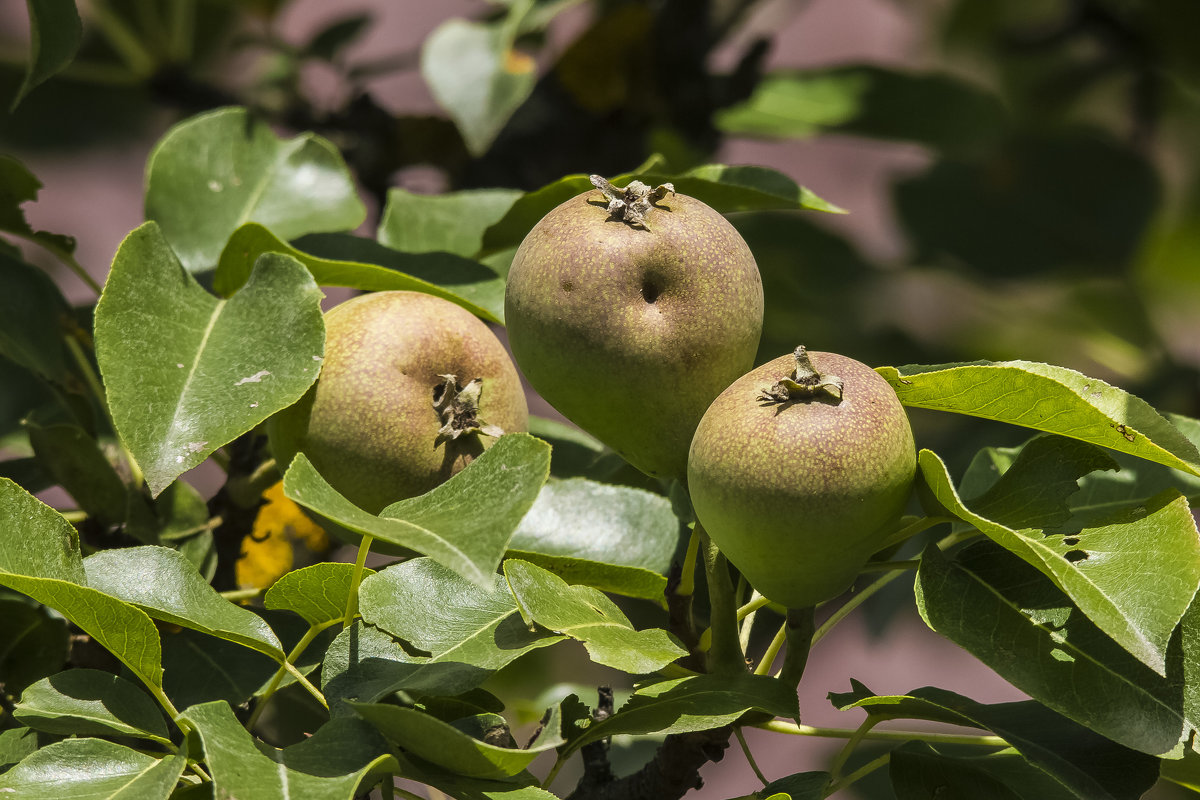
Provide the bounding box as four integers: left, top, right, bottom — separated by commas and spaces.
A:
85, 546, 284, 659
0, 595, 68, 694
94, 223, 325, 496
504, 559, 685, 673
284, 434, 550, 587
26, 420, 128, 525
832, 681, 1159, 800
378, 187, 521, 257
214, 224, 504, 322
0, 248, 73, 384
9, 0, 82, 110
14, 669, 169, 743
0, 738, 186, 799
359, 558, 563, 675
303, 14, 371, 61
422, 18, 536, 155
0, 156, 75, 257
878, 360, 1200, 475
889, 742, 1058, 800
755, 772, 829, 800
144, 107, 366, 272
0, 727, 39, 774
264, 562, 368, 626
526, 416, 604, 479
506, 478, 680, 599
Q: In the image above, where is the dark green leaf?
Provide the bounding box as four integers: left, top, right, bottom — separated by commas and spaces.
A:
14, 669, 169, 743
303, 14, 371, 61
0, 728, 39, 774
0, 248, 73, 384
0, 596, 68, 694
716, 66, 1006, 154
378, 187, 521, 257
421, 18, 536, 155
359, 558, 564, 675
755, 772, 829, 800
264, 562, 370, 626
214, 224, 504, 322
284, 434, 551, 587
503, 559, 685, 673
889, 742, 1047, 800
0, 738, 186, 799
0, 156, 75, 258
94, 223, 325, 496
389, 751, 557, 800
878, 361, 1200, 476
181, 701, 395, 800
144, 107, 366, 272
506, 478, 680, 599
915, 541, 1193, 757
526, 416, 604, 478
832, 682, 1159, 799
9, 0, 82, 110
26, 421, 128, 525
920, 446, 1200, 674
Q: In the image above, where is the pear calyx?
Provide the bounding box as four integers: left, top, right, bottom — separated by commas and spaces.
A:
590, 174, 675, 227
758, 346, 844, 404
433, 374, 505, 445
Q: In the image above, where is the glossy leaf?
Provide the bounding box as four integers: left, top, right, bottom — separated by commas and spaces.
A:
85, 546, 284, 659
284, 434, 551, 587
715, 65, 1006, 154
94, 223, 325, 496
214, 223, 504, 322
562, 673, 798, 760
506, 478, 680, 599
878, 360, 1200, 475
359, 558, 564, 676
480, 164, 844, 254
0, 155, 75, 257
144, 107, 366, 272
916, 540, 1194, 757
0, 595, 68, 694
181, 701, 395, 800
0, 248, 73, 384
14, 669, 169, 743
0, 738, 186, 799
378, 187, 520, 257
264, 562, 369, 626
26, 421, 128, 525
9, 0, 82, 110
831, 681, 1159, 800
922, 444, 1200, 675
421, 18, 536, 155
352, 702, 560, 779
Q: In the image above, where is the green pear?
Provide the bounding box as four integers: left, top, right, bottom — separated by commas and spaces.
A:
687, 347, 916, 608
271, 291, 528, 513
504, 177, 763, 480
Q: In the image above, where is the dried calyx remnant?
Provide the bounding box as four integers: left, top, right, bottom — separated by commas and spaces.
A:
590, 174, 675, 227
433, 374, 505, 444
759, 346, 844, 404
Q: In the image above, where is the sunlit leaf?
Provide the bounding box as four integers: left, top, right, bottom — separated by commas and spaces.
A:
378, 187, 520, 257
264, 561, 367, 626
0, 738, 186, 799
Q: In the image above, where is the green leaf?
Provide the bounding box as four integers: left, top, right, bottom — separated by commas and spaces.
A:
359, 558, 564, 675
915, 540, 1194, 757
878, 361, 1200, 476
0, 155, 75, 258
94, 223, 325, 497
0, 477, 83, 583
506, 478, 680, 599
284, 434, 551, 588
10, 0, 82, 111
0, 248, 73, 384
264, 562, 370, 626
303, 14, 371, 61
562, 673, 798, 761
889, 742, 1064, 800
0, 738, 186, 799
144, 107, 366, 272
390, 751, 557, 800
504, 559, 686, 673
26, 421, 128, 525
526, 416, 604, 478
14, 669, 169, 743
0, 727, 39, 774
755, 772, 829, 800
181, 702, 395, 800
322, 621, 491, 711
715, 66, 1006, 154
214, 224, 504, 323
378, 187, 521, 257
480, 164, 843, 255
352, 703, 560, 780
0, 596, 68, 694
919, 445, 1200, 674
85, 546, 284, 659
831, 682, 1160, 800
421, 18, 536, 155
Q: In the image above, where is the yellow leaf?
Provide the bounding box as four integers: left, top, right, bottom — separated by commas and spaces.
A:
236, 481, 330, 591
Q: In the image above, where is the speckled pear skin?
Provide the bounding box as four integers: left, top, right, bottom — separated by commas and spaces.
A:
687, 351, 916, 609
276, 291, 528, 514
504, 189, 763, 480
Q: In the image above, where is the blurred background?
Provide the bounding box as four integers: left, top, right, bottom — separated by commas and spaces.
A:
2, 0, 1198, 796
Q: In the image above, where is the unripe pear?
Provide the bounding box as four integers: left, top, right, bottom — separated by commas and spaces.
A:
687, 348, 916, 608
271, 291, 528, 513
505, 177, 763, 480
